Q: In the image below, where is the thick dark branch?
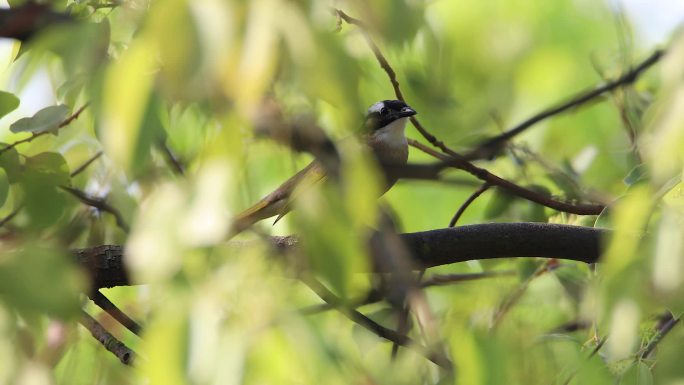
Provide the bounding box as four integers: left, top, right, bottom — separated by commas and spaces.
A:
400, 223, 606, 268
466, 50, 665, 160
74, 244, 130, 289
0, 3, 73, 41
74, 223, 607, 290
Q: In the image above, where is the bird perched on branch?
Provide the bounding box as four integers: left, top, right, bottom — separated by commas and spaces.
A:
230, 100, 416, 236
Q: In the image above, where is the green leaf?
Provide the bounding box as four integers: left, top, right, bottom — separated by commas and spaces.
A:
20, 152, 72, 228
0, 91, 20, 119
526, 184, 552, 222
554, 266, 587, 304
7, 0, 25, 7
0, 169, 9, 207
484, 189, 515, 219
24, 152, 71, 187
352, 307, 396, 352
517, 259, 540, 280
10, 105, 69, 134
547, 171, 581, 199
624, 164, 649, 186
0, 144, 22, 183
0, 247, 83, 319
619, 361, 653, 385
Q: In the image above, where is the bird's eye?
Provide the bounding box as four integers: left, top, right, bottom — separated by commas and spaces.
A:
380, 107, 388, 115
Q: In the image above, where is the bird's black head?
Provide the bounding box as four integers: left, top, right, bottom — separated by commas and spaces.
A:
364, 100, 417, 131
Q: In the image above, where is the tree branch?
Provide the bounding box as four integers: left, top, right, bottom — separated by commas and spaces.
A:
449, 182, 491, 227
401, 140, 605, 215
73, 223, 607, 290
302, 276, 453, 370
421, 270, 516, 287
79, 310, 136, 365
70, 151, 103, 177
74, 244, 130, 289
157, 140, 185, 176
89, 291, 143, 336
61, 186, 130, 233
0, 103, 90, 156
639, 311, 680, 359
0, 3, 73, 41
465, 50, 665, 160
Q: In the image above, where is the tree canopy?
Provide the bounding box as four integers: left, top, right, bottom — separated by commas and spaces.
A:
0, 1, 683, 384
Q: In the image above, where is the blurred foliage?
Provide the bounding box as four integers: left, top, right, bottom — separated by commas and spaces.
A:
0, 0, 682, 384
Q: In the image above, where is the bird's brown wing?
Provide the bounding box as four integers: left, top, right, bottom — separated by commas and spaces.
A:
230, 161, 326, 235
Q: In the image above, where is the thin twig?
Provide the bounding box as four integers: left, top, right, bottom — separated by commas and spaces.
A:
302, 276, 453, 370
391, 270, 426, 359
157, 140, 185, 176
0, 204, 23, 227
0, 103, 90, 156
563, 336, 607, 385
408, 139, 605, 215
421, 270, 516, 287
70, 151, 103, 177
466, 50, 665, 160
90, 290, 143, 336
61, 186, 130, 233
490, 260, 555, 329
639, 311, 680, 359
79, 310, 136, 365
301, 270, 515, 315
449, 182, 491, 227
588, 336, 607, 358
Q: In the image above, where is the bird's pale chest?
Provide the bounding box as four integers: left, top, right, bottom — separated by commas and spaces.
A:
366, 117, 409, 166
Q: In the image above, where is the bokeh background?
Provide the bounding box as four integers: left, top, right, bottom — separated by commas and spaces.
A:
0, 0, 683, 384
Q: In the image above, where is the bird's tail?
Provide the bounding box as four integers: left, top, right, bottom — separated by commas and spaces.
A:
227, 195, 287, 238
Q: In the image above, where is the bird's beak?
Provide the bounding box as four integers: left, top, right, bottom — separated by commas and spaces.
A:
397, 106, 417, 118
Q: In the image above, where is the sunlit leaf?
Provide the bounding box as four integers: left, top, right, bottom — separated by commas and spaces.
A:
102, 38, 155, 170
140, 300, 188, 385
291, 183, 370, 299
0, 91, 20, 119
10, 105, 69, 134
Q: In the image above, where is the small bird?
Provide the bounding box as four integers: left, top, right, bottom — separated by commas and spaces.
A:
230, 100, 416, 235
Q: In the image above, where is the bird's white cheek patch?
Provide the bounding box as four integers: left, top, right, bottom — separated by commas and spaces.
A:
368, 101, 385, 114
